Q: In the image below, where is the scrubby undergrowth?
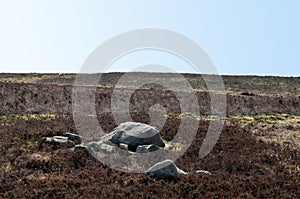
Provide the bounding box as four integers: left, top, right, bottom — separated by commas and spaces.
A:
0, 114, 299, 198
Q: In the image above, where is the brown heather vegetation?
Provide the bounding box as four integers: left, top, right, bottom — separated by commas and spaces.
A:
0, 73, 299, 198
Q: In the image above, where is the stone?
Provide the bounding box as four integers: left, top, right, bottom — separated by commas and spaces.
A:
196, 170, 212, 175
74, 145, 87, 151
85, 140, 115, 154
109, 122, 165, 151
119, 143, 128, 150
145, 159, 187, 180
136, 144, 160, 153
63, 132, 82, 144
42, 136, 75, 149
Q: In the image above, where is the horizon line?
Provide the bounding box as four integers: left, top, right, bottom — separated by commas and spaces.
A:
0, 71, 299, 78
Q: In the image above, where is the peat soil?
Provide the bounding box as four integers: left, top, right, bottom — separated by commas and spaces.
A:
0, 114, 299, 198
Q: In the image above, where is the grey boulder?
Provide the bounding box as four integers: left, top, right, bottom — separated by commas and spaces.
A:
109, 122, 165, 151
145, 159, 187, 180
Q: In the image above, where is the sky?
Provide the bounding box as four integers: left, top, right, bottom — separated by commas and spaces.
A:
0, 0, 299, 76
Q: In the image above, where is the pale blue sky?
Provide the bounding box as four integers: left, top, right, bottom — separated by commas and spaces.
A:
0, 0, 299, 76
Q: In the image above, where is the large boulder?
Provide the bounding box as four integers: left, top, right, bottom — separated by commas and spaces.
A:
145, 159, 187, 180
109, 122, 165, 151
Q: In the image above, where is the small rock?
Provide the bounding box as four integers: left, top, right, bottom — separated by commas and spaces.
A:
119, 143, 128, 150
74, 146, 87, 151
196, 170, 212, 175
86, 140, 115, 154
136, 144, 160, 153
145, 159, 187, 180
63, 132, 82, 144
42, 136, 75, 149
